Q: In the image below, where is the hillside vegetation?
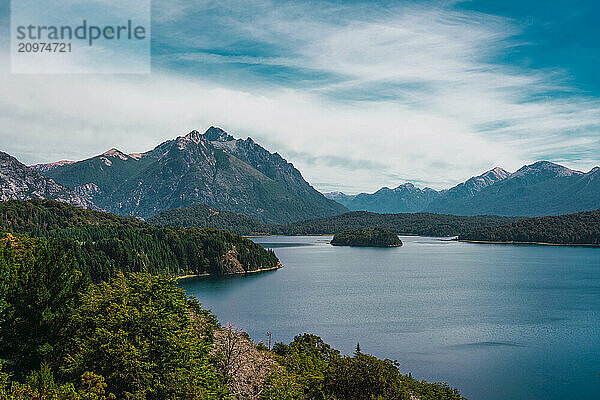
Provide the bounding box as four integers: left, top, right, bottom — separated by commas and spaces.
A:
149, 206, 520, 237
148, 203, 271, 235
274, 211, 519, 237
0, 200, 279, 281
0, 234, 467, 399
458, 209, 600, 245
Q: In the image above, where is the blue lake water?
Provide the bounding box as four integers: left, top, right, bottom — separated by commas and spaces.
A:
179, 235, 600, 400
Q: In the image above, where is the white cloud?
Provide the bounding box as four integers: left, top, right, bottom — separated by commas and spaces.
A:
0, 0, 599, 193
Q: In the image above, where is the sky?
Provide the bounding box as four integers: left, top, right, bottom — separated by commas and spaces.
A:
1, 0, 599, 193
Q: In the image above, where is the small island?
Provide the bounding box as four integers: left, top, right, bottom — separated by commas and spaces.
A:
330, 228, 403, 247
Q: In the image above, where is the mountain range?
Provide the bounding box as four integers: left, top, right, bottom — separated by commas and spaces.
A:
326, 162, 600, 216
1, 126, 598, 222
0, 151, 96, 209
28, 127, 347, 224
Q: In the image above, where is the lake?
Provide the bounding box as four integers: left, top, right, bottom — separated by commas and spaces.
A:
179, 235, 600, 400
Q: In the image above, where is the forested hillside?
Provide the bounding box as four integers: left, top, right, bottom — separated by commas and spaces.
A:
273, 211, 520, 237
458, 209, 600, 245
148, 204, 520, 237
0, 199, 279, 281
148, 203, 271, 235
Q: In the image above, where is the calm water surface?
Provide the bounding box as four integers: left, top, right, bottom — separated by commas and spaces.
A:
180, 236, 600, 400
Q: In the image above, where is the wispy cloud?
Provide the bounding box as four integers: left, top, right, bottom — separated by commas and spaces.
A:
0, 0, 599, 193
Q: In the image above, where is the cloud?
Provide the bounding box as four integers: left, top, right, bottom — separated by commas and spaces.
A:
0, 0, 599, 193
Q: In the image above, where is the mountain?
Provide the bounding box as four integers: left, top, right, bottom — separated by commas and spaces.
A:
327, 183, 439, 213
425, 166, 510, 213
324, 191, 356, 203
32, 127, 347, 224
29, 159, 75, 173
328, 162, 600, 217
433, 161, 597, 216
0, 151, 96, 209
458, 209, 600, 245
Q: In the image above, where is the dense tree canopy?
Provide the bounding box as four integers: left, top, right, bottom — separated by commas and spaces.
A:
59, 273, 228, 400
275, 211, 519, 237
264, 334, 466, 400
330, 228, 402, 247
0, 235, 85, 380
0, 200, 279, 281
458, 209, 600, 245
147, 204, 520, 237
0, 235, 230, 399
148, 204, 271, 236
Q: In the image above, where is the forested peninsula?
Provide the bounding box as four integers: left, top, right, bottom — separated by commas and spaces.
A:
0, 199, 280, 281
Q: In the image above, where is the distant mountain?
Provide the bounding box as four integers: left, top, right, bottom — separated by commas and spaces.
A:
425, 166, 510, 213
29, 159, 75, 173
433, 161, 597, 216
459, 209, 600, 245
0, 151, 96, 209
324, 191, 356, 204
328, 162, 600, 217
32, 127, 347, 224
326, 183, 439, 213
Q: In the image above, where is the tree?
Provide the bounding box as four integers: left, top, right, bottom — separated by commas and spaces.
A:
0, 235, 85, 379
58, 272, 229, 400
0, 363, 116, 400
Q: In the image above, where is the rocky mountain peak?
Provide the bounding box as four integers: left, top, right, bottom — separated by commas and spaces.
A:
483, 167, 510, 180
393, 183, 417, 191
511, 161, 582, 178
29, 127, 346, 222
0, 151, 97, 209
174, 130, 211, 152
102, 148, 129, 160
30, 160, 75, 173
182, 130, 204, 142
204, 126, 235, 142
454, 167, 510, 194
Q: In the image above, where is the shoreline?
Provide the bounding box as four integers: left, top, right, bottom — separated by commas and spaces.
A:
459, 239, 599, 248
176, 263, 284, 281
244, 233, 333, 237
330, 243, 402, 248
